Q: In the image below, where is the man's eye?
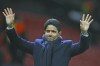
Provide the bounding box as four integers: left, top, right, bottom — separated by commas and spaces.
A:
52, 30, 56, 33
46, 30, 50, 32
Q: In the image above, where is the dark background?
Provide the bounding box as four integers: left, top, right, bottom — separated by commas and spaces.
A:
0, 0, 100, 66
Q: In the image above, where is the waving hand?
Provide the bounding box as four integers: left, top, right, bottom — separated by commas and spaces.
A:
2, 8, 15, 28
80, 14, 93, 33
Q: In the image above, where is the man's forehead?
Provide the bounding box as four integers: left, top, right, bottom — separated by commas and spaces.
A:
46, 25, 57, 30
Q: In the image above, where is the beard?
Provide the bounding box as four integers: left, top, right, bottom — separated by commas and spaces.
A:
46, 36, 56, 41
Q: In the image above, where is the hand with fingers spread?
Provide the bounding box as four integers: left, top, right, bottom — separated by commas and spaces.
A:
2, 8, 15, 28
80, 14, 93, 36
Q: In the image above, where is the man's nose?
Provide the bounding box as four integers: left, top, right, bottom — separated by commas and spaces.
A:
48, 32, 52, 36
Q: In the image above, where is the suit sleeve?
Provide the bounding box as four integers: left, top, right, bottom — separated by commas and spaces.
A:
70, 34, 91, 57
6, 28, 35, 55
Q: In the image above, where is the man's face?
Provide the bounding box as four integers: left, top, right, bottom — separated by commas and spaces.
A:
44, 25, 61, 41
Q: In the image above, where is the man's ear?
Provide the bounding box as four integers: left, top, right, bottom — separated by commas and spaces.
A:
44, 30, 46, 33
59, 31, 62, 35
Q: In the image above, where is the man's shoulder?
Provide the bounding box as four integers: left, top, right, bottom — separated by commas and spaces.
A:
35, 39, 43, 42
62, 40, 73, 45
62, 40, 72, 43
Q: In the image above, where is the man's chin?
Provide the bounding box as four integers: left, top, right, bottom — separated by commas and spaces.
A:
47, 38, 54, 41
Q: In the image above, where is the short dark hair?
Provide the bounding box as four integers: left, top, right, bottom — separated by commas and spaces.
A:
44, 18, 61, 32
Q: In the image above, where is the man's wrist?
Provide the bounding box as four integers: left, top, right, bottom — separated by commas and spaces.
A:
81, 31, 88, 37
6, 24, 14, 30
7, 23, 15, 29
6, 26, 14, 30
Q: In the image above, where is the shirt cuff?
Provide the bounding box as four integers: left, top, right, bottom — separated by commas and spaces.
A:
81, 31, 89, 37
6, 26, 14, 30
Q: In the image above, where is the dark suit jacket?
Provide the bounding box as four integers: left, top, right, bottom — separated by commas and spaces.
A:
6, 29, 90, 66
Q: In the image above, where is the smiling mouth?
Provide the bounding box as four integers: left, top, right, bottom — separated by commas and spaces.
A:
47, 36, 53, 39
48, 37, 52, 39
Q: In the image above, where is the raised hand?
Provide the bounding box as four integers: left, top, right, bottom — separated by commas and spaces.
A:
2, 8, 15, 28
80, 14, 93, 32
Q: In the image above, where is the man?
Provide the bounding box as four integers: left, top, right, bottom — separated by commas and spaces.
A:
2, 8, 93, 66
